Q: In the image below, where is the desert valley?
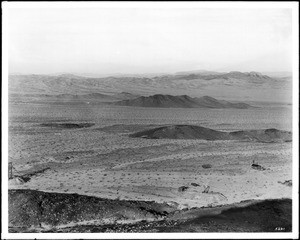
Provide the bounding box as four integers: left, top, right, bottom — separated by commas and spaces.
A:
7, 71, 293, 232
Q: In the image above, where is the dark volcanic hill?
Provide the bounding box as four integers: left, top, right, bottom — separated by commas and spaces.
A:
130, 125, 292, 142
114, 94, 253, 109
131, 125, 229, 140
114, 94, 200, 108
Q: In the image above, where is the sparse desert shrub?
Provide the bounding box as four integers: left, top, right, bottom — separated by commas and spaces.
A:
251, 164, 266, 171
191, 182, 200, 187
278, 180, 292, 187
178, 186, 189, 192
202, 164, 212, 169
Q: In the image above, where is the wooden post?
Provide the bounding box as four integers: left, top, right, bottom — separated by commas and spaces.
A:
9, 162, 13, 179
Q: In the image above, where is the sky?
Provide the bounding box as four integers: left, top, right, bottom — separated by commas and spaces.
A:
7, 5, 294, 75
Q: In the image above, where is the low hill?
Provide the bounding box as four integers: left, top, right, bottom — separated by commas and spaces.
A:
130, 125, 292, 142
114, 94, 253, 109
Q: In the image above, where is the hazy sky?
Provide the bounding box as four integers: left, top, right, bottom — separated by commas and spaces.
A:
7, 6, 293, 74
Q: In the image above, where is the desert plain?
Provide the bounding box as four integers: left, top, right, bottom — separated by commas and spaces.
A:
9, 102, 292, 208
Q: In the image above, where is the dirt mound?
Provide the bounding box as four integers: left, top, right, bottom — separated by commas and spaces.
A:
40, 123, 95, 129
130, 125, 292, 142
9, 189, 175, 231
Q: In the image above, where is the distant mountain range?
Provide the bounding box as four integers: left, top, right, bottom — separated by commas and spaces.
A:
9, 92, 140, 103
172, 71, 272, 81
53, 92, 140, 101
113, 94, 253, 109
8, 70, 292, 103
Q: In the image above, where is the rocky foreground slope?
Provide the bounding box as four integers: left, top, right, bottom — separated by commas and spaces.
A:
9, 189, 175, 231
130, 125, 292, 142
9, 189, 292, 233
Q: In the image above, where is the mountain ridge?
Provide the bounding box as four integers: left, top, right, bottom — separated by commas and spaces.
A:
8, 70, 292, 103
